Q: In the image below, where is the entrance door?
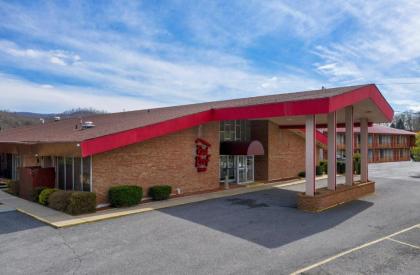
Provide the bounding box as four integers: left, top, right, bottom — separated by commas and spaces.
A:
237, 155, 254, 183
220, 155, 236, 182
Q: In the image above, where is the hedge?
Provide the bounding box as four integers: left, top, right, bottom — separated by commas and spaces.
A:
337, 161, 346, 174
66, 192, 96, 215
48, 191, 96, 215
48, 190, 72, 211
148, 185, 172, 201
32, 186, 48, 202
6, 180, 19, 196
38, 188, 58, 205
298, 171, 305, 177
316, 165, 323, 176
319, 160, 328, 174
109, 185, 143, 207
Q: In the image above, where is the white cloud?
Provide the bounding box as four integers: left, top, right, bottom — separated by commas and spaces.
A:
0, 74, 161, 113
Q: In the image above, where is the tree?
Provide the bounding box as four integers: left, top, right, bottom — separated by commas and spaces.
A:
411, 133, 420, 161
396, 118, 405, 129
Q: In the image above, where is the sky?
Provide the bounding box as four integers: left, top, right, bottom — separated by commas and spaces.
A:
0, 0, 420, 113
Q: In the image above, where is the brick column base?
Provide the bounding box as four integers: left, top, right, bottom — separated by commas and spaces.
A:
297, 181, 375, 212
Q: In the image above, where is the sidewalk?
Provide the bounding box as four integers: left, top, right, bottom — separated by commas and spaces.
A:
0, 175, 333, 228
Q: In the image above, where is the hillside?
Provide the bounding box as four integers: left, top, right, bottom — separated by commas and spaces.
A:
0, 108, 106, 131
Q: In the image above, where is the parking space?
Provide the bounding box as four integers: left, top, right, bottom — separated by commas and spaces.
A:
0, 162, 419, 274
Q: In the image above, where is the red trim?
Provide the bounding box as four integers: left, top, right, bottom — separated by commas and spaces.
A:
313, 115, 316, 195
81, 111, 213, 157
298, 129, 328, 146
81, 84, 394, 156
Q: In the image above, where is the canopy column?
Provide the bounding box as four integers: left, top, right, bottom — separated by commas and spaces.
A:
360, 118, 369, 182
305, 115, 316, 196
345, 106, 354, 186
327, 112, 336, 190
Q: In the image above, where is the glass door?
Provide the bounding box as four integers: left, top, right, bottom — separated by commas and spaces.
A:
220, 155, 236, 182
237, 155, 254, 184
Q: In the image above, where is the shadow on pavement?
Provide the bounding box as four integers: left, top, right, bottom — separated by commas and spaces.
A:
159, 188, 373, 248
0, 211, 45, 235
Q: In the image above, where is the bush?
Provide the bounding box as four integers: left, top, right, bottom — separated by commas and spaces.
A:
38, 188, 57, 205
353, 153, 361, 175
48, 190, 72, 211
319, 160, 328, 174
298, 171, 305, 177
32, 186, 48, 202
109, 185, 143, 207
316, 165, 323, 176
65, 192, 96, 215
148, 185, 172, 201
6, 180, 19, 196
337, 162, 346, 174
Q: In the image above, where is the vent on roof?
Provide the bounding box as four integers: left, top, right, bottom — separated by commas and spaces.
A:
54, 116, 61, 121
81, 121, 95, 129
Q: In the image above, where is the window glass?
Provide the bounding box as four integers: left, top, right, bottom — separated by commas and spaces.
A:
74, 157, 82, 191
65, 157, 73, 191
58, 157, 65, 190
82, 157, 91, 191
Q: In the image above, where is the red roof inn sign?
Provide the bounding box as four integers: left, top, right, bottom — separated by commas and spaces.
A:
195, 138, 211, 172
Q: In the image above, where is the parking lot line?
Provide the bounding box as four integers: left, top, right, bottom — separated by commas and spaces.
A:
290, 223, 420, 275
386, 237, 420, 250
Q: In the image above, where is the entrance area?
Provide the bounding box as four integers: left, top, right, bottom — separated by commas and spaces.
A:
220, 155, 254, 184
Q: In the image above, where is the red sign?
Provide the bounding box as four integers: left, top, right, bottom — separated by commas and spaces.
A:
195, 138, 211, 172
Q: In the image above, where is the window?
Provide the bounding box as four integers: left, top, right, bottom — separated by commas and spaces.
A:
220, 120, 250, 142
82, 156, 92, 192
55, 156, 91, 192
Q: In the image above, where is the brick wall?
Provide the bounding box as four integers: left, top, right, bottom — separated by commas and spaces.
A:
252, 120, 320, 181
92, 122, 220, 205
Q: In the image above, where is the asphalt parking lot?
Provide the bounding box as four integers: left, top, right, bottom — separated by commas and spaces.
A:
0, 162, 419, 274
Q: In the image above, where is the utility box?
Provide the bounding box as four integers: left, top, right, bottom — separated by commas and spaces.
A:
19, 167, 55, 200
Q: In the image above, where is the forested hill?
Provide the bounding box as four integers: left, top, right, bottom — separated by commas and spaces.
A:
0, 108, 106, 131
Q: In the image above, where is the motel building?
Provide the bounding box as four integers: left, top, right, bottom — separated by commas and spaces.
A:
0, 84, 406, 211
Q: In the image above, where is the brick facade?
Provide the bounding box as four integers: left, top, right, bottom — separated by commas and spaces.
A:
252, 120, 321, 182
92, 122, 220, 205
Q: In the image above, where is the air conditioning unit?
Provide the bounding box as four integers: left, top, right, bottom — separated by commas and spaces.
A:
81, 121, 95, 129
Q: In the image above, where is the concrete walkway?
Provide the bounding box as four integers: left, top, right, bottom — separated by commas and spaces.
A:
0, 174, 349, 228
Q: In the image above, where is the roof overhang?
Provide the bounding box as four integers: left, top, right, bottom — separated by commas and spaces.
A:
81, 84, 394, 157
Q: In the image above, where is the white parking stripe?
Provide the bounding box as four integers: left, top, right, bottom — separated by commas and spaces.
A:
290, 223, 420, 275
387, 237, 420, 250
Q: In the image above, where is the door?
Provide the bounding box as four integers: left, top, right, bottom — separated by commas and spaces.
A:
237, 155, 254, 184
220, 155, 236, 182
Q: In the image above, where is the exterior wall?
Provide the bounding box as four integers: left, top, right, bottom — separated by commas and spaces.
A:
251, 120, 320, 182
92, 122, 220, 205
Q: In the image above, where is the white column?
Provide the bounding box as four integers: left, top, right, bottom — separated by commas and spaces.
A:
327, 112, 336, 190
305, 115, 316, 196
360, 118, 368, 182
345, 106, 353, 186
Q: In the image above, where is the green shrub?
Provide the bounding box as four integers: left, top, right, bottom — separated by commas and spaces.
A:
319, 160, 328, 174
32, 186, 47, 202
48, 190, 71, 211
316, 165, 323, 176
298, 171, 305, 177
109, 185, 143, 207
38, 188, 57, 205
6, 180, 19, 196
337, 162, 346, 174
353, 153, 361, 175
148, 185, 172, 201
65, 192, 96, 215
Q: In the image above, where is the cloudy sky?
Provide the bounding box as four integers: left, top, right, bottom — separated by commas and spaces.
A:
0, 0, 420, 113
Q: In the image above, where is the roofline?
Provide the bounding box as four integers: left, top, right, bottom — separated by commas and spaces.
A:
80, 84, 394, 157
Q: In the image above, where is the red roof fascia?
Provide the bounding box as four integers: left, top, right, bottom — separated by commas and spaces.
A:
81, 110, 213, 157
212, 98, 330, 120
329, 84, 394, 121
81, 85, 393, 156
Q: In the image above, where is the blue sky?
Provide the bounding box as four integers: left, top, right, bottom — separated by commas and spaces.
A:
0, 1, 420, 113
